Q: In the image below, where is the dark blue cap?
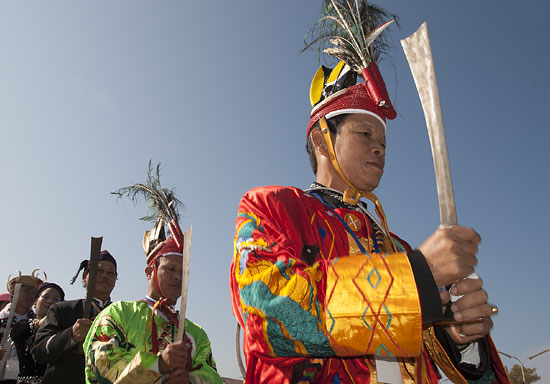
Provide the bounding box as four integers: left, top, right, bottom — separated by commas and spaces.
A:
70, 250, 117, 285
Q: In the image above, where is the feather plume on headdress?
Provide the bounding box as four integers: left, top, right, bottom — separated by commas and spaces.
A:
304, 0, 398, 135
304, 0, 396, 73
112, 161, 184, 264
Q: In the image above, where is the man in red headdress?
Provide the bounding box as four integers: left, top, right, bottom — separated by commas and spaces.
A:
84, 165, 222, 384
230, 2, 509, 383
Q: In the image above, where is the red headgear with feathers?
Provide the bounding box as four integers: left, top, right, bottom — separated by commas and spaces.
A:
304, 5, 397, 139
145, 219, 184, 266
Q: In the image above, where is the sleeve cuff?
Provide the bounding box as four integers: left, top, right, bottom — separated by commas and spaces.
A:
407, 249, 443, 324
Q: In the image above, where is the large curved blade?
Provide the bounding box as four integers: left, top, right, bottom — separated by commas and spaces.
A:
401, 22, 457, 227
176, 225, 192, 341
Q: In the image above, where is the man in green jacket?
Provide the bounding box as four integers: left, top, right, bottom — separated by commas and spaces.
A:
84, 252, 221, 384
84, 167, 222, 384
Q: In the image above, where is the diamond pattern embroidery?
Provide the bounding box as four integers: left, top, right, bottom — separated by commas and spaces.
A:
376, 344, 393, 356
382, 304, 392, 330
361, 305, 372, 330
366, 267, 381, 289
352, 253, 395, 354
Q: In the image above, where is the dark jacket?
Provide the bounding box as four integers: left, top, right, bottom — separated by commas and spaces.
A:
30, 298, 109, 384
10, 318, 45, 378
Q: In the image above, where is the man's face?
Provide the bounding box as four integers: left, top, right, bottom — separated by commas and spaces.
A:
332, 113, 386, 192
147, 254, 182, 304
15, 285, 38, 314
84, 260, 117, 300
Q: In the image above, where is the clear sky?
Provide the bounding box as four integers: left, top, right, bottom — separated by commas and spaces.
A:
1, 0, 548, 380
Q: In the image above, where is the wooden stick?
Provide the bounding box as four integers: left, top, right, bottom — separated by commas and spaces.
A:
83, 237, 103, 318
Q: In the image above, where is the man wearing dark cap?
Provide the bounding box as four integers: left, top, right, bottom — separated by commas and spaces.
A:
31, 251, 117, 384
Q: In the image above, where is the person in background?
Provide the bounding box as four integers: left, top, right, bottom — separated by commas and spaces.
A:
31, 251, 117, 384
0, 294, 10, 313
0, 272, 43, 383
10, 283, 65, 384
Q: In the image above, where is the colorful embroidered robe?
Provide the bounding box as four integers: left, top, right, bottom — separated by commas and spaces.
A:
230, 186, 509, 384
83, 300, 222, 384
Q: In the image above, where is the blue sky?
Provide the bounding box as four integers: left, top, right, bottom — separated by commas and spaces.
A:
1, 1, 548, 380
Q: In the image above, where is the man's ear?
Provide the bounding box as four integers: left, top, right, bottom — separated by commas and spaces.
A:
145, 266, 153, 280
311, 128, 328, 158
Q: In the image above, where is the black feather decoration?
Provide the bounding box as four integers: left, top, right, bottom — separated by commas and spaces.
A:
111, 161, 183, 225
304, 0, 397, 73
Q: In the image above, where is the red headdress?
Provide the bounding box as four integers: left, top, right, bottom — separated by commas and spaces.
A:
304, 1, 397, 138
302, 1, 399, 244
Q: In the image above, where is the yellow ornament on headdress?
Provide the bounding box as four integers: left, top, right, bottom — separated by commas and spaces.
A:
310, 60, 347, 107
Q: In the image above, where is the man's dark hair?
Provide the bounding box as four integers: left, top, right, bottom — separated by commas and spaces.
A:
306, 114, 346, 174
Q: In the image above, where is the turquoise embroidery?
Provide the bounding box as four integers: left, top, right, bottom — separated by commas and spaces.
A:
240, 282, 333, 356
275, 259, 292, 280
367, 267, 382, 289
327, 308, 336, 333
361, 305, 373, 330
237, 213, 263, 237
376, 344, 393, 357
382, 304, 392, 329
391, 237, 407, 252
